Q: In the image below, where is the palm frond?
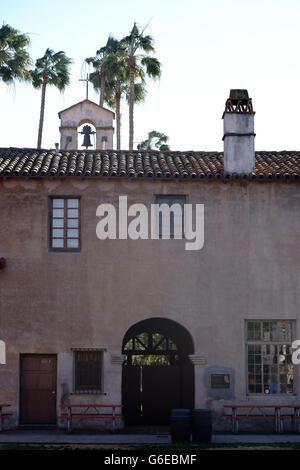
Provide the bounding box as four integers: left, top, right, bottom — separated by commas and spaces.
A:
31, 48, 72, 90
0, 23, 31, 84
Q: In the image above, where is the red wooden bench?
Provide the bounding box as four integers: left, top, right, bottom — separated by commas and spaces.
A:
59, 404, 124, 433
223, 405, 300, 433
0, 404, 12, 432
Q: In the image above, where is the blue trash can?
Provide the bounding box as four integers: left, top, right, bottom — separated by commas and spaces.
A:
170, 409, 191, 443
191, 409, 212, 443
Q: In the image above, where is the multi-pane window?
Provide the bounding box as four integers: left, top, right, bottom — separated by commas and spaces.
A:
50, 198, 80, 250
155, 196, 185, 239
74, 350, 103, 392
246, 321, 295, 395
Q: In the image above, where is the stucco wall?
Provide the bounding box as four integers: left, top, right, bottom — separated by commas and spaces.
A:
0, 178, 299, 430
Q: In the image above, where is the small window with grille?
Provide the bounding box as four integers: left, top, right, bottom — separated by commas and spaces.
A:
74, 350, 103, 393
49, 197, 80, 251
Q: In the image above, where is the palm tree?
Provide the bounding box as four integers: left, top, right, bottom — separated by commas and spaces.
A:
107, 79, 146, 151
137, 130, 170, 151
31, 49, 72, 149
90, 55, 146, 151
120, 22, 161, 151
85, 35, 120, 107
0, 23, 31, 85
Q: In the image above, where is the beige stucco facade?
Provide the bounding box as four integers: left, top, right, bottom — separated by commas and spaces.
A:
0, 177, 299, 430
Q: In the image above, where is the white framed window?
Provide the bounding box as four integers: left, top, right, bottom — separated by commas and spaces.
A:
246, 320, 295, 395
49, 197, 80, 251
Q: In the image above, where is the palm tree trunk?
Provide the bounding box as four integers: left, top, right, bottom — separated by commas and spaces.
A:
37, 74, 47, 149
115, 88, 121, 151
99, 69, 106, 107
128, 56, 135, 151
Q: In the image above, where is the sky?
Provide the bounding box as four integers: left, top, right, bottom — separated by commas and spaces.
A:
1, 0, 300, 151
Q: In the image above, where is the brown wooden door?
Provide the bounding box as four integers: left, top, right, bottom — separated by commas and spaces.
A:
20, 354, 57, 424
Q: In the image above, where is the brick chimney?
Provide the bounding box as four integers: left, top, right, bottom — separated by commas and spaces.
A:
223, 90, 255, 174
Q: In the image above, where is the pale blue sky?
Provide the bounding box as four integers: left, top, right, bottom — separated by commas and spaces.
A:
1, 0, 300, 151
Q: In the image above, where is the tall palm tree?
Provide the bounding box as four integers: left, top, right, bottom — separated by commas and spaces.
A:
31, 49, 72, 149
85, 35, 120, 107
90, 53, 146, 150
120, 23, 161, 151
106, 79, 146, 151
0, 23, 31, 85
137, 130, 170, 151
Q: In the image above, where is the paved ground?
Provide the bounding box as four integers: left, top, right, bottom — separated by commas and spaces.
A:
1, 430, 300, 444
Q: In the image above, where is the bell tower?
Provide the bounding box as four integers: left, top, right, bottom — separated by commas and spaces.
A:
58, 99, 115, 150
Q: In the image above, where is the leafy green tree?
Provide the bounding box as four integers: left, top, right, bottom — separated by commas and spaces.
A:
120, 23, 161, 151
31, 49, 72, 148
0, 23, 31, 85
137, 130, 170, 151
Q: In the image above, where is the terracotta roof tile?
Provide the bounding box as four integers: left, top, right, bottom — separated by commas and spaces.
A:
0, 148, 299, 182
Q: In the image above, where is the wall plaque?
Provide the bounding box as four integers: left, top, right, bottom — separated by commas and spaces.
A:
210, 374, 230, 389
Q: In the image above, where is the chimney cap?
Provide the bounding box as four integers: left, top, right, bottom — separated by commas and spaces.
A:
223, 89, 254, 117
229, 89, 249, 101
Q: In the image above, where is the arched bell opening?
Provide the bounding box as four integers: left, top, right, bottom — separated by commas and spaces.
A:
122, 318, 194, 426
77, 122, 96, 150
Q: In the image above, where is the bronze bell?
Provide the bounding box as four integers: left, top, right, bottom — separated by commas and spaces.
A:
80, 125, 94, 149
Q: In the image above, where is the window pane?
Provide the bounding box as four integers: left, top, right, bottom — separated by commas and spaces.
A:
52, 229, 64, 238
263, 322, 271, 341
53, 208, 64, 218
67, 229, 79, 238
68, 209, 78, 218
53, 218, 64, 228
248, 321, 261, 341
52, 199, 64, 208
279, 322, 292, 342
52, 239, 64, 248
68, 199, 79, 208
67, 238, 79, 248
67, 219, 78, 228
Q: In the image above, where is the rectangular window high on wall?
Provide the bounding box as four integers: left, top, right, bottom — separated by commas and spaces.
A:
246, 320, 295, 395
49, 198, 80, 250
74, 350, 103, 393
155, 195, 185, 239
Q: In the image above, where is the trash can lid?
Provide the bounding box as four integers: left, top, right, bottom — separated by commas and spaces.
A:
170, 409, 191, 415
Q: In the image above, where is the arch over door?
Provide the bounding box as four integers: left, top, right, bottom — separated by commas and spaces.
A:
122, 318, 194, 425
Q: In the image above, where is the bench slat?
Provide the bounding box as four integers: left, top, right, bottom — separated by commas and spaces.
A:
59, 415, 123, 420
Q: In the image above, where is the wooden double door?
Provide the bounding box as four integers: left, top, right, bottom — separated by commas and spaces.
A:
122, 364, 194, 425
20, 354, 57, 424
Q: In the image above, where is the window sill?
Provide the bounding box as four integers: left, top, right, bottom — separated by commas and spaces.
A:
48, 249, 81, 253
71, 391, 107, 395
246, 394, 297, 398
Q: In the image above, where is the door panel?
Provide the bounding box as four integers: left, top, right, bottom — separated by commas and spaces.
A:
122, 365, 141, 425
20, 354, 57, 424
142, 365, 181, 425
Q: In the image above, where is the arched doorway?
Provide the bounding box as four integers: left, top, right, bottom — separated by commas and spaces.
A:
122, 318, 194, 425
